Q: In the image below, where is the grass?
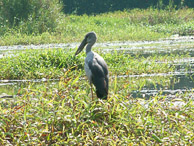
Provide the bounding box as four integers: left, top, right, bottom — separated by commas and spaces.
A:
0, 43, 194, 144
1, 7, 194, 145
0, 76, 194, 145
0, 47, 189, 80
0, 8, 194, 45
0, 48, 83, 79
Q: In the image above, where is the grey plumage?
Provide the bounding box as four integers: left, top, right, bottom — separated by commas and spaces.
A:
75, 32, 109, 99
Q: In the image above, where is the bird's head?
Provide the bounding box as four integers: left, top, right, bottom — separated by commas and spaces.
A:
75, 31, 97, 56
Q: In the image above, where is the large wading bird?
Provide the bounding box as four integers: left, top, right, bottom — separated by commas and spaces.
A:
75, 32, 109, 99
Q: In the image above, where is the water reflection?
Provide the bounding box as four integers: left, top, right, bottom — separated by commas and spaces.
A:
0, 79, 59, 97
131, 72, 194, 98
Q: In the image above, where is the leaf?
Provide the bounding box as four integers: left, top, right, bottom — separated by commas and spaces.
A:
152, 134, 162, 143
114, 75, 117, 93
71, 71, 81, 86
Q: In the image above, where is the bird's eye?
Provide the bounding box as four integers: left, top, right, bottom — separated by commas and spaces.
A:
87, 36, 91, 42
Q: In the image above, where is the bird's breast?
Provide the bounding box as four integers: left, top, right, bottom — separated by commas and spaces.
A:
84, 63, 92, 82
84, 52, 94, 81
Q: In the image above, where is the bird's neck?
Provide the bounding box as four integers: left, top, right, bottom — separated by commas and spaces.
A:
86, 43, 93, 54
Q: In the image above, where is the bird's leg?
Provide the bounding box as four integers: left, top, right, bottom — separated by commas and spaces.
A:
90, 82, 94, 100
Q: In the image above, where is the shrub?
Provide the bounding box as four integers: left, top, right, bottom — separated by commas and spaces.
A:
0, 0, 63, 34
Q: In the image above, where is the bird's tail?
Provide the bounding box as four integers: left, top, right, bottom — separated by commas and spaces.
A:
96, 89, 107, 99
93, 77, 108, 99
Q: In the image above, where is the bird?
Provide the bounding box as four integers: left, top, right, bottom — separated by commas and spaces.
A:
75, 32, 109, 100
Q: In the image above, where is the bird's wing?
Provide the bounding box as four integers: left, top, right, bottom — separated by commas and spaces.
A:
88, 56, 108, 78
96, 57, 108, 76
88, 57, 108, 99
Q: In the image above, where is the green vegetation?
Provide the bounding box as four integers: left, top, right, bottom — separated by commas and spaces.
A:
0, 49, 83, 79
1, 42, 194, 144
1, 1, 194, 145
0, 73, 194, 145
0, 0, 62, 34
0, 8, 194, 46
1, 47, 189, 80
62, 0, 193, 14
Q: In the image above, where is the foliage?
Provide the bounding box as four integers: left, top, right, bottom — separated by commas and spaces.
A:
0, 46, 190, 80
0, 0, 62, 34
0, 0, 31, 26
0, 21, 194, 145
1, 8, 194, 46
0, 76, 194, 145
61, 0, 193, 15
0, 49, 83, 79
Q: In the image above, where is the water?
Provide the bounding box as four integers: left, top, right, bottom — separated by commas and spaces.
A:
130, 72, 194, 99
0, 79, 59, 98
0, 36, 194, 98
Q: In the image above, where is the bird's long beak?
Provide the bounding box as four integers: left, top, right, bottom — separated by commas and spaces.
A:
75, 38, 87, 56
